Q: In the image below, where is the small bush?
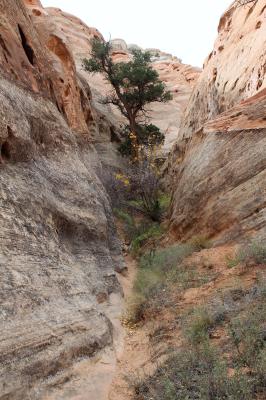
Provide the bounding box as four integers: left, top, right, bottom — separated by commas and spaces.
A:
128, 163, 163, 222
97, 168, 130, 209
124, 244, 202, 322
182, 307, 216, 345
159, 193, 171, 213
189, 235, 212, 251
238, 240, 266, 266
228, 301, 266, 368
139, 243, 196, 273
130, 223, 163, 255
134, 276, 266, 400
225, 255, 241, 269
135, 342, 253, 400
114, 208, 137, 242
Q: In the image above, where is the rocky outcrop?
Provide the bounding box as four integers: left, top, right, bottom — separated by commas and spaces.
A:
177, 0, 266, 141
0, 1, 124, 398
149, 60, 200, 153
27, 5, 125, 168
26, 3, 200, 163
169, 90, 266, 244
168, 0, 266, 243
29, 8, 200, 162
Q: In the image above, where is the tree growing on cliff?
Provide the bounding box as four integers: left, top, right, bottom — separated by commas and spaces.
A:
83, 39, 172, 161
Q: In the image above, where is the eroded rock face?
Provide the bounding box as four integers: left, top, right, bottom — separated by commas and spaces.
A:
149, 60, 200, 153
30, 5, 124, 168
169, 90, 266, 244
27, 6, 200, 163
178, 0, 266, 140
168, 0, 266, 243
0, 1, 124, 398
18, 0, 93, 134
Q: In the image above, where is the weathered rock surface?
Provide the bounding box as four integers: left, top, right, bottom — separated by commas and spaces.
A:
32, 5, 125, 169
29, 4, 200, 163
0, 0, 124, 398
169, 90, 266, 244
29, 9, 200, 163
168, 0, 266, 243
150, 60, 200, 154
178, 0, 266, 141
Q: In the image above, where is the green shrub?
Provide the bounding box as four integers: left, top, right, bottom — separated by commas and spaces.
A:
228, 301, 266, 367
114, 208, 137, 242
159, 193, 171, 212
238, 240, 266, 266
134, 276, 266, 400
183, 307, 215, 345
130, 223, 163, 255
225, 255, 241, 269
189, 235, 212, 251
126, 244, 197, 323
139, 243, 196, 273
135, 342, 253, 400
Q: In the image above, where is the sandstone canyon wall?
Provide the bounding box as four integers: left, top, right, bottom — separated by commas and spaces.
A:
168, 0, 266, 244
0, 0, 265, 398
23, 3, 201, 165
0, 0, 125, 398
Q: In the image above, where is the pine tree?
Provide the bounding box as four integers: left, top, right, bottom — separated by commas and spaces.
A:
83, 39, 172, 161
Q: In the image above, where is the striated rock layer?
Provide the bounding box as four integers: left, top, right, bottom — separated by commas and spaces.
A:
0, 0, 124, 398
29, 7, 200, 162
27, 3, 201, 162
168, 0, 266, 244
28, 4, 125, 168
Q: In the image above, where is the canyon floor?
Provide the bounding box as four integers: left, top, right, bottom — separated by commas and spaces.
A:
108, 243, 266, 400
0, 0, 265, 398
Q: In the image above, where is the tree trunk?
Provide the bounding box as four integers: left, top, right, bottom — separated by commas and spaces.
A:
128, 114, 139, 163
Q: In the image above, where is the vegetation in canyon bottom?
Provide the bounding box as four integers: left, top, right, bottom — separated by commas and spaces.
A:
88, 24, 266, 400
134, 274, 266, 400
98, 140, 266, 400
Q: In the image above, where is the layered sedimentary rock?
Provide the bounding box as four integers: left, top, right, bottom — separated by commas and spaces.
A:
0, 0, 124, 398
178, 0, 266, 141
27, 3, 200, 161
150, 59, 200, 153
27, 4, 124, 168
168, 0, 266, 243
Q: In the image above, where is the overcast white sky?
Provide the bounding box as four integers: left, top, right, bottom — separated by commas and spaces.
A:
42, 0, 233, 67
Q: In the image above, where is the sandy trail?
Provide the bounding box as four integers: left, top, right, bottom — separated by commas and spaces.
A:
108, 255, 152, 400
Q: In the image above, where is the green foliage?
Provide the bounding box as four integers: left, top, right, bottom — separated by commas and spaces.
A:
183, 308, 215, 345
139, 243, 196, 273
118, 124, 165, 158
127, 163, 164, 222
126, 244, 198, 323
136, 342, 253, 400
189, 235, 212, 251
238, 240, 266, 265
131, 223, 163, 255
159, 193, 171, 211
115, 208, 163, 255
83, 38, 172, 160
114, 208, 136, 242
228, 300, 266, 368
135, 289, 266, 399
225, 240, 266, 269
225, 255, 241, 269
